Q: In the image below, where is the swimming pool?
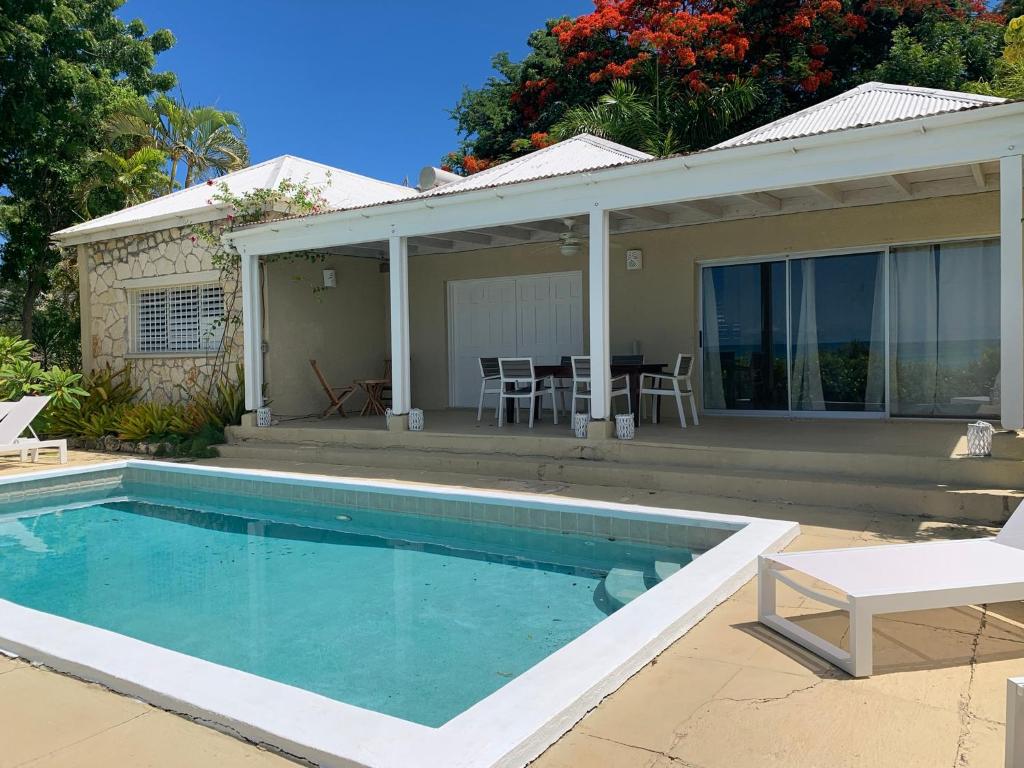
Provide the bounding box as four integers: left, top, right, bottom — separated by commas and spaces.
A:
0, 461, 798, 767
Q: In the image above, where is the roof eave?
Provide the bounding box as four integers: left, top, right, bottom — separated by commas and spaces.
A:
226, 100, 1024, 255
52, 205, 236, 248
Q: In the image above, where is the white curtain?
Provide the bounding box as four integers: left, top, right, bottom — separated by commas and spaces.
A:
864, 253, 886, 411
890, 246, 939, 415
701, 270, 726, 409
791, 260, 825, 410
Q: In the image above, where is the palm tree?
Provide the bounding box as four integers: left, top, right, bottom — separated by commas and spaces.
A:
552, 66, 761, 157
106, 93, 250, 192
80, 147, 169, 216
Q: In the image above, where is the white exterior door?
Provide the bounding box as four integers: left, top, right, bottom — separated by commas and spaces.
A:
448, 271, 583, 407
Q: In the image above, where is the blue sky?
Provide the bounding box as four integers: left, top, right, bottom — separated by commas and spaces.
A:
118, 1, 593, 186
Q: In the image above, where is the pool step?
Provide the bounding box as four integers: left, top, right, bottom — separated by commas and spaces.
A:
215, 438, 1018, 524
603, 568, 648, 611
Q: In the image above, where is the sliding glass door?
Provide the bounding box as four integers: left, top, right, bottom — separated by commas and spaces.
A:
701, 261, 788, 410
702, 238, 1000, 418
890, 239, 1000, 417
789, 252, 885, 413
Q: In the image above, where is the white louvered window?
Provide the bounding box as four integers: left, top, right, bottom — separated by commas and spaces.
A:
130, 283, 225, 354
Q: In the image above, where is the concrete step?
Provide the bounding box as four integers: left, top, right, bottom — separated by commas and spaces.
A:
216, 439, 1019, 524
226, 424, 1023, 489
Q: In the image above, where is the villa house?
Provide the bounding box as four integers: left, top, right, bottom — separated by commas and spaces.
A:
52, 82, 1024, 436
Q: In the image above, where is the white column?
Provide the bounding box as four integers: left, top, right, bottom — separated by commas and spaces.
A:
1001, 154, 1024, 431
389, 235, 411, 415
588, 209, 611, 421
240, 252, 264, 410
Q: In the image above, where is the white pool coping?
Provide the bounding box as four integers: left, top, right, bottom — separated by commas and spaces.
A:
0, 459, 799, 768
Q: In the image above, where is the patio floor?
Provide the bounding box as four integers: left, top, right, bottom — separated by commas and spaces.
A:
0, 453, 1020, 767
272, 408, 1020, 459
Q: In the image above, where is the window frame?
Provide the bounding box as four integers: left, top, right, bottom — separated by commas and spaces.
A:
127, 281, 227, 358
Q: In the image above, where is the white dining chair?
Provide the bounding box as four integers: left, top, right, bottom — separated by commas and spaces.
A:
477, 357, 502, 422
639, 353, 698, 428
569, 356, 631, 421
497, 358, 559, 428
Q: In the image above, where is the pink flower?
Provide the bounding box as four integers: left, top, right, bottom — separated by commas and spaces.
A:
206, 180, 214, 186
227, 214, 235, 221
190, 235, 197, 243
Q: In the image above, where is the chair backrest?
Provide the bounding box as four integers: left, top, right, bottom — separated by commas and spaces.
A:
479, 357, 500, 379
996, 499, 1024, 549
612, 354, 644, 366
309, 359, 333, 396
0, 396, 51, 445
571, 355, 591, 380
383, 358, 392, 381
674, 353, 694, 378
560, 355, 572, 369
499, 357, 534, 382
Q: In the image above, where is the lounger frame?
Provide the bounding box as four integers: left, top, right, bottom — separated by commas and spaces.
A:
758, 554, 1024, 677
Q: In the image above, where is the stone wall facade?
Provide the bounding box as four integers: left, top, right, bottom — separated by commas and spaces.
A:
80, 222, 242, 403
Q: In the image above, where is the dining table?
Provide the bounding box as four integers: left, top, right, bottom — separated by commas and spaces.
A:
528, 362, 667, 427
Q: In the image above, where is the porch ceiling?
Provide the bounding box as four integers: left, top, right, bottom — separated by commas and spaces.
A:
313, 159, 1000, 260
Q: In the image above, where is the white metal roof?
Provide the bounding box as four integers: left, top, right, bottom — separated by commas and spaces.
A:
423, 134, 652, 197
713, 82, 1006, 149
53, 155, 416, 244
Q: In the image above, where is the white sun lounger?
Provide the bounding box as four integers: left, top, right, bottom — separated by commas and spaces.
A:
0, 396, 67, 464
758, 500, 1024, 677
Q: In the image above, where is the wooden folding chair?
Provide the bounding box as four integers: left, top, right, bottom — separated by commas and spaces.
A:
310, 359, 356, 417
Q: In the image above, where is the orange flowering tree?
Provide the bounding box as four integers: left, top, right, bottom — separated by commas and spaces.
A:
448, 0, 1004, 169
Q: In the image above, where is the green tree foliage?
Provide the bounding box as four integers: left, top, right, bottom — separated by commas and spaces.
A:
872, 19, 1005, 91
106, 93, 250, 192
450, 0, 1005, 168
0, 0, 175, 338
552, 69, 761, 156
966, 16, 1024, 98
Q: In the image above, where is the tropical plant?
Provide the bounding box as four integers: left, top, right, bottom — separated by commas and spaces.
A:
116, 402, 193, 441
186, 366, 246, 429
43, 364, 139, 437
107, 93, 249, 192
553, 72, 760, 156
0, 335, 88, 409
81, 147, 170, 216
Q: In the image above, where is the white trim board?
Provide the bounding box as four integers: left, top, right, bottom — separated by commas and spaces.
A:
0, 460, 796, 768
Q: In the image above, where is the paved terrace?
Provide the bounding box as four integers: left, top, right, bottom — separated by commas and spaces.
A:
0, 450, 1021, 767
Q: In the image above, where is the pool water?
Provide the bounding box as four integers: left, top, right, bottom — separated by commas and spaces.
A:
0, 491, 694, 726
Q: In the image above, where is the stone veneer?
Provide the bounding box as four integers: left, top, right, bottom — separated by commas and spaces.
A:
81, 222, 242, 403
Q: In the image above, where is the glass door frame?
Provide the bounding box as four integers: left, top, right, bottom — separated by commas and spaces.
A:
698, 244, 892, 420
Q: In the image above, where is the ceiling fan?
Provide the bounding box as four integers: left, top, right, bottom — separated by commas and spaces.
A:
558, 217, 584, 257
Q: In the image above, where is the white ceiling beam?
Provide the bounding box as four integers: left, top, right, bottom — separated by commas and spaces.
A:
522, 219, 568, 234
739, 192, 782, 211
971, 163, 987, 190
680, 199, 724, 217
443, 231, 493, 246
414, 236, 455, 250
811, 183, 845, 205
621, 206, 671, 225
887, 173, 914, 198
473, 225, 536, 241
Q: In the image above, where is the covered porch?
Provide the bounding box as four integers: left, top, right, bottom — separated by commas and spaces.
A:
225, 86, 1024, 444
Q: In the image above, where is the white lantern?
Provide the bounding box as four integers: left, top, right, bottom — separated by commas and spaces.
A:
967, 421, 994, 457
256, 406, 272, 428
615, 413, 636, 440
573, 412, 590, 439
409, 408, 425, 432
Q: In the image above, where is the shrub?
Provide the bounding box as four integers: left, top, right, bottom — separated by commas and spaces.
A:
44, 364, 138, 437
116, 402, 194, 442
